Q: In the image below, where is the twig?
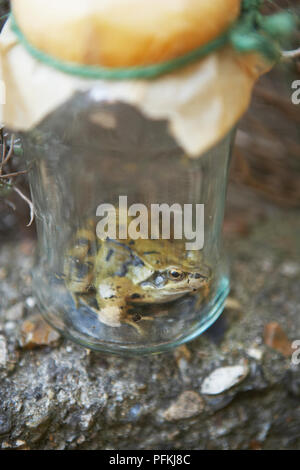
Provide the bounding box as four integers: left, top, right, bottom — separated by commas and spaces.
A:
2, 134, 15, 166
282, 47, 300, 60
0, 169, 27, 179
13, 186, 35, 227
0, 130, 6, 174
0, 132, 27, 180
0, 127, 35, 225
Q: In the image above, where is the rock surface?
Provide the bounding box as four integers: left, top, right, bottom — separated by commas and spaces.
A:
0, 185, 300, 450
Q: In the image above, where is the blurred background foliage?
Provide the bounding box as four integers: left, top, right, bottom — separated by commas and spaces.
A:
234, 1, 300, 208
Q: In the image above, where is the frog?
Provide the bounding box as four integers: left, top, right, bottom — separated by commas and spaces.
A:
63, 217, 211, 332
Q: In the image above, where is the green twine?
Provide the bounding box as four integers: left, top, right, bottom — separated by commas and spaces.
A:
242, 0, 264, 11
10, 0, 295, 81
10, 14, 229, 81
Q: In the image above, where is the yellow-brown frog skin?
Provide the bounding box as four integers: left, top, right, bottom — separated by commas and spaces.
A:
64, 218, 211, 329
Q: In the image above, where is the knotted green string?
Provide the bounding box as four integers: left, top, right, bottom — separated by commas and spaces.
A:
10, 0, 295, 81
231, 0, 296, 61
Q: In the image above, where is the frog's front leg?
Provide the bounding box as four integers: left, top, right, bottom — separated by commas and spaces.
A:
96, 280, 144, 334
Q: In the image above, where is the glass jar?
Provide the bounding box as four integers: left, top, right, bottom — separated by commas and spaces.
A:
21, 89, 233, 355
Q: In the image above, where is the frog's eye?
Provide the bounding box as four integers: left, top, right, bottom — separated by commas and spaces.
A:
167, 269, 185, 281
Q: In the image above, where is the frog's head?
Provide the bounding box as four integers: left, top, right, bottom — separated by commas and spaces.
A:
136, 264, 211, 302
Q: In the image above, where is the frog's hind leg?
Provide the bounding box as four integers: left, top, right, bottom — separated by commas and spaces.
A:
124, 311, 155, 335
77, 293, 99, 313
123, 318, 144, 335
75, 294, 149, 335
54, 272, 81, 308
